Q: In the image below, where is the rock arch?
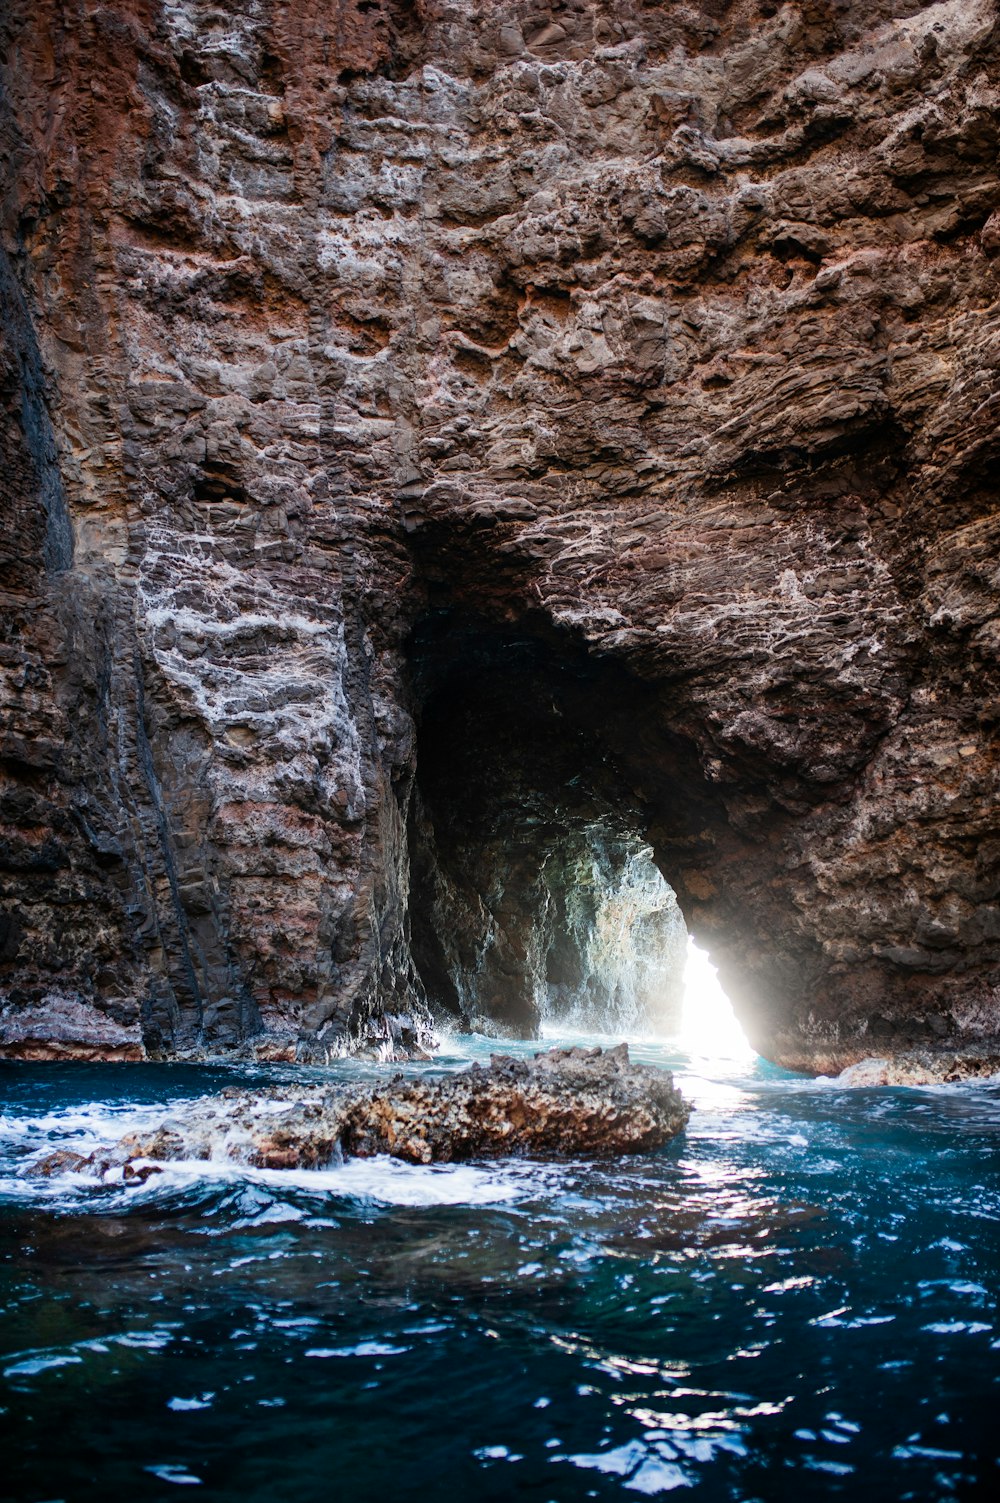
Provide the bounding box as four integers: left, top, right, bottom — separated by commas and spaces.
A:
1, 0, 999, 1070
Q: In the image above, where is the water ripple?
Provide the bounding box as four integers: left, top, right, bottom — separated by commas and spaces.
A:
1, 1039, 999, 1499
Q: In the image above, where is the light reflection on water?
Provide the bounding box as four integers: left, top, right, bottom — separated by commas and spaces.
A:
0, 1034, 999, 1501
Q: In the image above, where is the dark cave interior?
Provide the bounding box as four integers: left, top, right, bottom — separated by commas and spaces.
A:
405, 611, 689, 1038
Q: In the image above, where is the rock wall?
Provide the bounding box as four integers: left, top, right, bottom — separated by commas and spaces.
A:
541, 840, 687, 1036
2, 0, 1000, 1069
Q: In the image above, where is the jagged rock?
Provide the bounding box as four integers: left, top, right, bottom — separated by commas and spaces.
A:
30, 1148, 91, 1177
2, 2, 1000, 1071
98, 1045, 690, 1168
0, 999, 144, 1061
832, 1053, 1000, 1087
120, 1160, 164, 1184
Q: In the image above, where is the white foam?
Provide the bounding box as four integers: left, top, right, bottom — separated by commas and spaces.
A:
305, 1341, 408, 1359
144, 1464, 203, 1486
301, 1154, 555, 1206
7, 1144, 558, 1211
3, 1353, 83, 1378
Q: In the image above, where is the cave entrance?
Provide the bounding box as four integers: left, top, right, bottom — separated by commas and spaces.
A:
405, 609, 746, 1047
679, 940, 755, 1062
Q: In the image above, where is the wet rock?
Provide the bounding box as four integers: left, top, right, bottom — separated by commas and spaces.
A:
121, 1161, 164, 1185
29, 1148, 90, 1177
108, 1045, 691, 1169
334, 1044, 692, 1164
832, 1054, 1000, 1087
0, 999, 145, 1062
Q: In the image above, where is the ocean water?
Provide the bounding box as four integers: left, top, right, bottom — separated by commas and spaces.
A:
1, 1032, 998, 1501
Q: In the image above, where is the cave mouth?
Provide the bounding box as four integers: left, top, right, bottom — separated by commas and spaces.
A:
678, 940, 755, 1062
406, 609, 713, 1042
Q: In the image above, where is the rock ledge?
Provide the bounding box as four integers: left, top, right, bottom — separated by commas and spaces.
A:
83, 1044, 691, 1172
831, 1053, 1000, 1088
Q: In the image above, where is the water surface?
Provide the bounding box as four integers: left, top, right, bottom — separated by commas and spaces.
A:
1, 1033, 998, 1500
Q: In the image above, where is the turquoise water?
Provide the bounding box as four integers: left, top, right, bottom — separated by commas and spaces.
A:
1, 1033, 998, 1500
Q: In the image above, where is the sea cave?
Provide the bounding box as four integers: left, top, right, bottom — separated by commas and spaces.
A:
2, 0, 1000, 1497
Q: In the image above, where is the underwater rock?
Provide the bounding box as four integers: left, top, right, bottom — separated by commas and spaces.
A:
100, 1045, 690, 1170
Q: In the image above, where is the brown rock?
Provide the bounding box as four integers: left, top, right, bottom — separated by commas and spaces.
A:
1, 2, 1000, 1072
108, 1044, 690, 1169
832, 1053, 1000, 1087
121, 1160, 164, 1185
0, 1000, 145, 1061
336, 1044, 691, 1164
29, 1148, 91, 1177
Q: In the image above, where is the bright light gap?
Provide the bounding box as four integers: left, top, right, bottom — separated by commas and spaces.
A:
679, 937, 754, 1060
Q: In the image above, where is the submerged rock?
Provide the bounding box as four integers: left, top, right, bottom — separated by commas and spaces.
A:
94, 1045, 690, 1172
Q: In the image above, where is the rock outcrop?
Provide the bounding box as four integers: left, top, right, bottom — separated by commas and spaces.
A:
0, 997, 144, 1060
73, 1044, 690, 1167
2, 1, 1000, 1070
831, 1051, 1000, 1086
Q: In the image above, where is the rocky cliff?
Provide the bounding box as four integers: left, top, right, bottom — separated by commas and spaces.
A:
2, 0, 999, 1070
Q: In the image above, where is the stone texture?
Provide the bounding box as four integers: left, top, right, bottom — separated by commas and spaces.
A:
1, 0, 1000, 1069
831, 1051, 1000, 1085
86, 1043, 691, 1167
0, 997, 143, 1060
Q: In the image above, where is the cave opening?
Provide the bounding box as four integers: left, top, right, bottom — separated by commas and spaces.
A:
404, 607, 749, 1052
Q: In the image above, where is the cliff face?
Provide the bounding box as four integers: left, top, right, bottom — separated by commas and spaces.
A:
1, 0, 999, 1069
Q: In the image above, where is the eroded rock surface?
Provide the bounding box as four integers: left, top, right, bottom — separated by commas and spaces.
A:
80, 1044, 691, 1167
832, 1052, 1000, 1086
2, 1, 1000, 1068
0, 998, 143, 1061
